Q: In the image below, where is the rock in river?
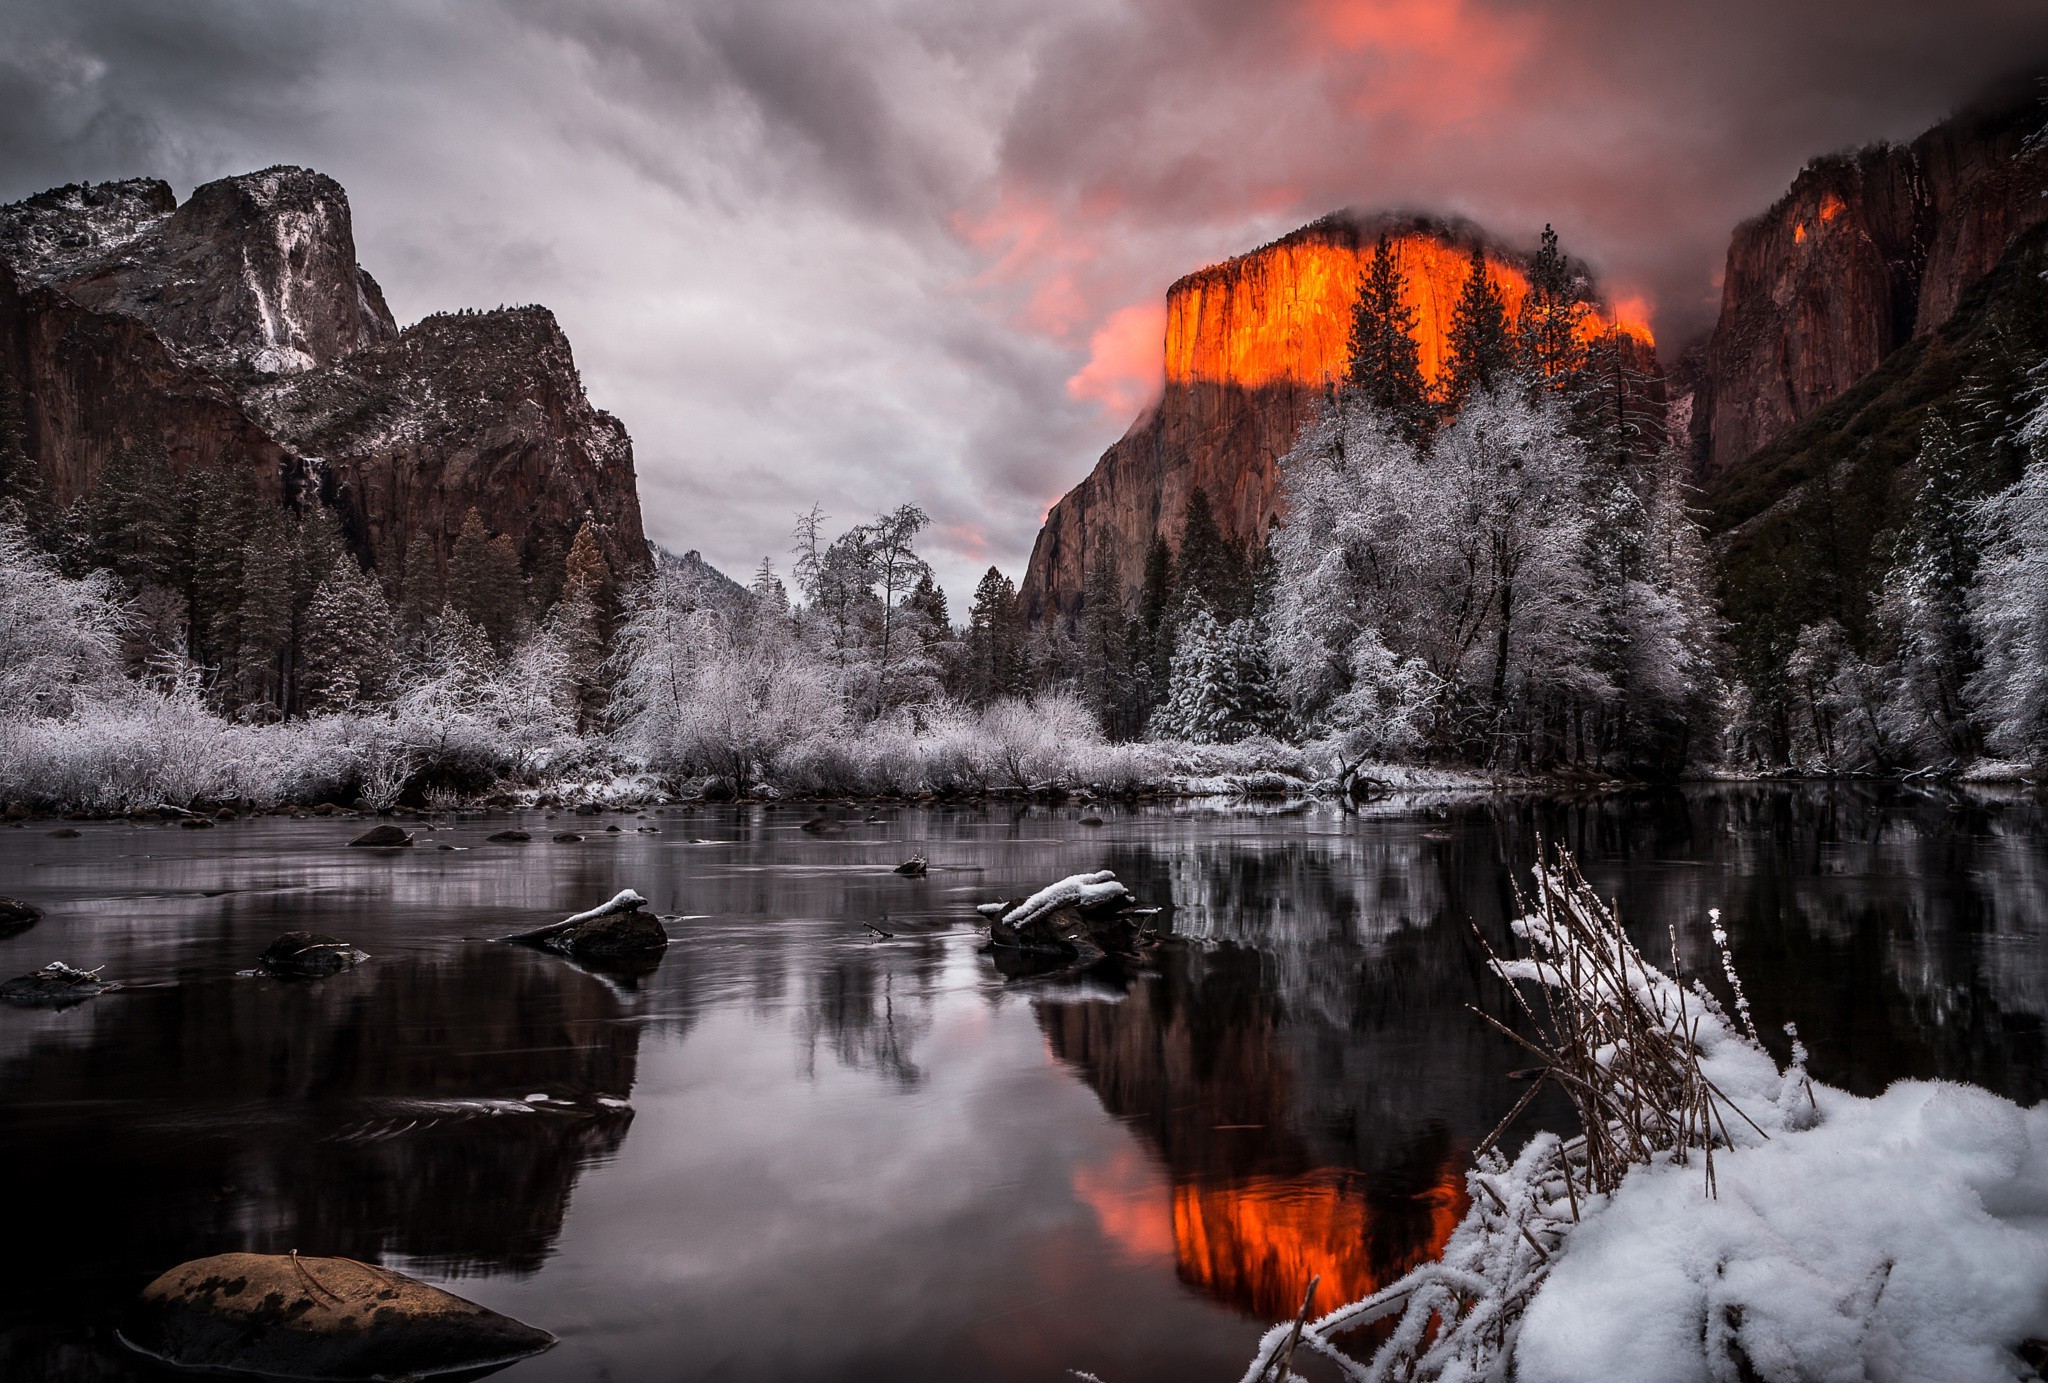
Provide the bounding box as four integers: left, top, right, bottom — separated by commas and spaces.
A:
0, 961, 114, 1007
487, 830, 531, 842
258, 932, 369, 978
347, 824, 413, 848
0, 894, 42, 938
978, 870, 1159, 968
500, 888, 668, 958
120, 1252, 555, 1379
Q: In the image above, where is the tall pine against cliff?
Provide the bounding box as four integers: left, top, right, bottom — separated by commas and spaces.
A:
1444, 246, 1517, 412
1344, 233, 1433, 443
1516, 225, 1589, 396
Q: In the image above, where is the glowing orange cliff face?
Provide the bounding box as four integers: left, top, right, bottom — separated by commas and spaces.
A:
1163, 231, 1652, 391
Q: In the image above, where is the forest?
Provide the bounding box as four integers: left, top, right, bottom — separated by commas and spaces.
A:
0, 229, 2043, 813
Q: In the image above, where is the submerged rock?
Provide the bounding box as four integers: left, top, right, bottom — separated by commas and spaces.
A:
979, 870, 1160, 968
48, 827, 80, 838
895, 855, 928, 877
347, 825, 412, 848
258, 932, 368, 978
0, 961, 114, 1007
500, 889, 669, 959
487, 830, 531, 842
551, 831, 584, 843
120, 1252, 555, 1379
0, 895, 42, 938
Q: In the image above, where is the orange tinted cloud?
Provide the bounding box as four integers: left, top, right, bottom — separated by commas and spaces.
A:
1067, 299, 1168, 417
1072, 1144, 1176, 1264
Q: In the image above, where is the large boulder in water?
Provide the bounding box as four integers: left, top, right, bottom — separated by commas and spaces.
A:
978, 870, 1160, 967
0, 895, 42, 938
258, 932, 368, 978
119, 1252, 554, 1379
0, 961, 113, 1007
500, 889, 669, 959
347, 824, 413, 848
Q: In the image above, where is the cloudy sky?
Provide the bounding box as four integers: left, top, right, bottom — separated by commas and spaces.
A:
3, 0, 2046, 604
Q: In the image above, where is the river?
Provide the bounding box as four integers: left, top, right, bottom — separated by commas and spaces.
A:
1, 784, 2042, 1380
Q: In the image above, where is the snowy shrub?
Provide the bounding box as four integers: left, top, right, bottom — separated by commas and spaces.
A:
0, 522, 130, 716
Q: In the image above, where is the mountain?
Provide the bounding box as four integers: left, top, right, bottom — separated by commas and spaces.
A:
1691, 78, 2048, 475
1018, 212, 1650, 623
0, 167, 648, 583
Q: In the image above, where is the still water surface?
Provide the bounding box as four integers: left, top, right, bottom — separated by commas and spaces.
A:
0, 786, 2043, 1380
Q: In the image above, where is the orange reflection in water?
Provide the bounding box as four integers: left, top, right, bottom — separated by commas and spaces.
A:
1164, 233, 1651, 393
1077, 1149, 1471, 1320
1172, 1167, 1468, 1318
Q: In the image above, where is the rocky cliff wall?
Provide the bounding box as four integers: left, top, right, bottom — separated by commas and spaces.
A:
1022, 213, 1647, 622
0, 167, 647, 579
1696, 83, 2048, 475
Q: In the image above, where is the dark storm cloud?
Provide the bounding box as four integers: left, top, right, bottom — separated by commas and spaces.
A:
1, 0, 2045, 602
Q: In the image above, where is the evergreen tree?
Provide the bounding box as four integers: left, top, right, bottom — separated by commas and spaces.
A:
301, 554, 397, 711
1516, 225, 1589, 394
448, 508, 529, 648
1151, 606, 1244, 742
1078, 543, 1137, 737
0, 374, 42, 525
1577, 327, 1662, 468
87, 443, 180, 589
1344, 233, 1433, 443
1443, 246, 1517, 412
552, 520, 616, 730
1882, 416, 1982, 761
963, 566, 1026, 705
396, 530, 444, 641
184, 466, 266, 692
235, 512, 296, 714
1131, 532, 1175, 709
1172, 488, 1248, 621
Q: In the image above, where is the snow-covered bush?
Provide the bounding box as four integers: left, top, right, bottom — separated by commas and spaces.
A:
1241, 849, 2048, 1383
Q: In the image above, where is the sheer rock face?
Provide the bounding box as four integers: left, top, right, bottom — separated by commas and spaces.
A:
246, 306, 647, 580
1019, 213, 1647, 623
1696, 86, 2048, 475
0, 167, 647, 577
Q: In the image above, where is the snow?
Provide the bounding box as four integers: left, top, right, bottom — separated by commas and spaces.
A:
558, 889, 647, 926
1516, 1079, 2048, 1382
990, 870, 1130, 926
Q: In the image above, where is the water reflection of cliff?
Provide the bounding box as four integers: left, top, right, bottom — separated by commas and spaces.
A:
0, 944, 642, 1376
1038, 930, 1480, 1319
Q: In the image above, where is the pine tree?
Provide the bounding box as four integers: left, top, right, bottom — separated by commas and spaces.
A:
448, 509, 529, 649
1173, 488, 1248, 621
1150, 605, 1229, 741
301, 553, 397, 712
1577, 327, 1662, 468
1132, 533, 1174, 705
554, 520, 616, 729
1344, 233, 1433, 443
235, 512, 296, 714
185, 466, 266, 693
396, 530, 443, 641
1516, 225, 1589, 394
87, 443, 180, 589
1883, 415, 1982, 761
1444, 246, 1517, 412
964, 566, 1025, 705
0, 374, 43, 525
1079, 543, 1136, 737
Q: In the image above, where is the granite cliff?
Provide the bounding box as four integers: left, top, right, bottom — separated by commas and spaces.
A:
0, 167, 647, 581
1694, 80, 2048, 475
1019, 213, 1649, 623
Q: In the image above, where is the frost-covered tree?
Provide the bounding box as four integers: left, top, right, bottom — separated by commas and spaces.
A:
1879, 417, 1982, 764
1784, 620, 1892, 771
301, 554, 396, 712
0, 521, 128, 716
1968, 452, 2048, 760
1149, 605, 1280, 743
